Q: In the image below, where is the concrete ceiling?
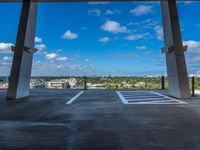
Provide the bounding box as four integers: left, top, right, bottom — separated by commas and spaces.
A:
0, 0, 199, 2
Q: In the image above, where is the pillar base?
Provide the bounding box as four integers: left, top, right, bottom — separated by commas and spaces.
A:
166, 52, 190, 99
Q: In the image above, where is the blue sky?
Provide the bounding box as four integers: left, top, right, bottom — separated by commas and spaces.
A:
0, 1, 200, 76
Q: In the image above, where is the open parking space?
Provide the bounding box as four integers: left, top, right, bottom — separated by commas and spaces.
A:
116, 90, 187, 105
0, 89, 200, 150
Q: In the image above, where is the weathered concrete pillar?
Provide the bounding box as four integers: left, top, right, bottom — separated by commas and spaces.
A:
7, 0, 38, 100
161, 0, 190, 99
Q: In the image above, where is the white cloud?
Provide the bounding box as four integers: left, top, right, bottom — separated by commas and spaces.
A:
99, 37, 110, 43
74, 54, 80, 58
180, 1, 193, 4
125, 33, 149, 41
56, 57, 69, 61
62, 30, 78, 40
3, 56, 12, 61
0, 43, 14, 53
46, 52, 70, 62
187, 55, 200, 64
136, 46, 147, 50
101, 20, 128, 34
1, 62, 11, 65
120, 52, 137, 58
35, 37, 42, 43
128, 19, 159, 30
46, 53, 58, 60
88, 9, 101, 16
105, 9, 120, 15
130, 5, 153, 16
32, 61, 97, 76
182, 40, 200, 66
34, 36, 47, 52
183, 40, 200, 53
154, 26, 163, 40
88, 9, 120, 16
0, 55, 13, 75
36, 44, 46, 51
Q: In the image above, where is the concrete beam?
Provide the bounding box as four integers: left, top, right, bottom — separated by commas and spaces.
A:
7, 0, 38, 100
161, 0, 190, 99
0, 0, 198, 2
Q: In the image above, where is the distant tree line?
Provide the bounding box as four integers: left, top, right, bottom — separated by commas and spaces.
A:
0, 76, 199, 90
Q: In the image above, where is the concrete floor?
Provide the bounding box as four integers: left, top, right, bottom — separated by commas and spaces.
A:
0, 89, 200, 150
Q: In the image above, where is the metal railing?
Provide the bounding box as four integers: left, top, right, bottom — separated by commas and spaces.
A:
82, 76, 165, 90
0, 76, 199, 97
82, 76, 198, 97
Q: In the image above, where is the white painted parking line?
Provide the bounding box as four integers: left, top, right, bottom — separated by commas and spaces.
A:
150, 91, 188, 104
116, 90, 188, 105
116, 91, 128, 104
126, 101, 185, 105
66, 91, 84, 104
121, 91, 148, 92
124, 95, 162, 98
127, 97, 169, 101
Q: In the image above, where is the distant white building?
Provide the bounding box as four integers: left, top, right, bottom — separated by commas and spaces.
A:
0, 79, 8, 89
135, 82, 145, 87
67, 78, 77, 88
87, 83, 105, 89
45, 78, 77, 89
45, 79, 69, 89
30, 79, 45, 89
196, 71, 200, 77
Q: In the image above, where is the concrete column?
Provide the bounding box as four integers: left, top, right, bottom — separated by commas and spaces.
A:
7, 0, 38, 100
161, 0, 190, 99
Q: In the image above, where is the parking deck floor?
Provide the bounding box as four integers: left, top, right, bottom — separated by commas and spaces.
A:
0, 89, 200, 150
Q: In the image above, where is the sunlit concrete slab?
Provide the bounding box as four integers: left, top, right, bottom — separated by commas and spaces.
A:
1, 89, 200, 149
